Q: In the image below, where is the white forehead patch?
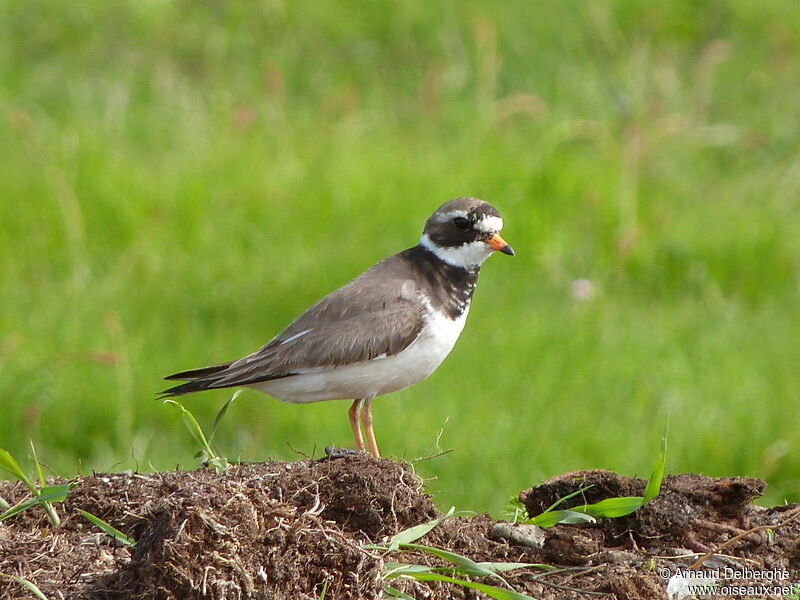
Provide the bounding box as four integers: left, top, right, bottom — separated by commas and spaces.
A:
475, 215, 503, 233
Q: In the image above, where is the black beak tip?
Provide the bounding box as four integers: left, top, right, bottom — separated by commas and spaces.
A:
501, 244, 515, 256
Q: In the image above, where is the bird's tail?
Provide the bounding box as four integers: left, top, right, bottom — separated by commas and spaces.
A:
160, 363, 232, 397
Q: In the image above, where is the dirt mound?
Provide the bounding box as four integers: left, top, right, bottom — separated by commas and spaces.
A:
1, 458, 798, 599
520, 471, 776, 560
520, 471, 799, 598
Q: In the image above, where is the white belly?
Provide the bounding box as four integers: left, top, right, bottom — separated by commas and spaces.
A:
252, 306, 469, 403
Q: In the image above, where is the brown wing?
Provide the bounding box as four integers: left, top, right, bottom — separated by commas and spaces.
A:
192, 267, 425, 391
161, 254, 426, 395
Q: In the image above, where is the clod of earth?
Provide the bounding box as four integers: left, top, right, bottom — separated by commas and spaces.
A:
0, 457, 798, 600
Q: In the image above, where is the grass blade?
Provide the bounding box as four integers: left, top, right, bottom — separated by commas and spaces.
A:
0, 484, 72, 523
209, 389, 243, 444
644, 430, 668, 502
394, 571, 536, 600
382, 584, 416, 599
163, 399, 227, 471
530, 509, 596, 527
526, 485, 596, 527
383, 562, 438, 577
531, 428, 668, 526
398, 543, 492, 577
575, 496, 645, 518
164, 399, 214, 455
38, 484, 72, 503
27, 442, 62, 527
30, 441, 47, 488
0, 575, 49, 600
317, 578, 329, 600
0, 448, 36, 492
364, 507, 455, 551
537, 485, 594, 516
386, 555, 549, 578
373, 515, 543, 596
395, 543, 544, 588
475, 561, 556, 573
77, 509, 137, 547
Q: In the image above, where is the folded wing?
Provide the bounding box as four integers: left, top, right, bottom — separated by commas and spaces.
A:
162, 274, 424, 396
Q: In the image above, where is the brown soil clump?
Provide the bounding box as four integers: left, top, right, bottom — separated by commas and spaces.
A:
1, 459, 798, 599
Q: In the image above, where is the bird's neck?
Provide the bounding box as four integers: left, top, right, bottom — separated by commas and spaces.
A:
405, 245, 479, 319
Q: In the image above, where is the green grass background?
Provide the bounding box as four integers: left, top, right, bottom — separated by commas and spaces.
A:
2, 0, 799, 516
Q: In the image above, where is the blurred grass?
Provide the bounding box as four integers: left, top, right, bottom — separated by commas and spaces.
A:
1, 0, 799, 515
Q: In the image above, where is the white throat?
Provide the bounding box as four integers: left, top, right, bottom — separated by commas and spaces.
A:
419, 233, 495, 267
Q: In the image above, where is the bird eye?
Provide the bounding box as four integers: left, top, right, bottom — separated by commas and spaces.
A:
452, 216, 471, 231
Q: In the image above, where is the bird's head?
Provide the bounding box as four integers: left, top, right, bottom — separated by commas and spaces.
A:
420, 197, 514, 268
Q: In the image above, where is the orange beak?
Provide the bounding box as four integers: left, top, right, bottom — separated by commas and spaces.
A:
486, 233, 515, 256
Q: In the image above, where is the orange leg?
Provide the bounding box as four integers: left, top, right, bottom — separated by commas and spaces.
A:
348, 399, 365, 452
361, 396, 380, 458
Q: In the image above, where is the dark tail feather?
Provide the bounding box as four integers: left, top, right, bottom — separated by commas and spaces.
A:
160, 361, 291, 397
160, 362, 234, 397
164, 363, 231, 381
159, 379, 216, 398
160, 378, 223, 397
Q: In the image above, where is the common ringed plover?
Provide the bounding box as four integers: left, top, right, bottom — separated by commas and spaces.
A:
163, 197, 513, 457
